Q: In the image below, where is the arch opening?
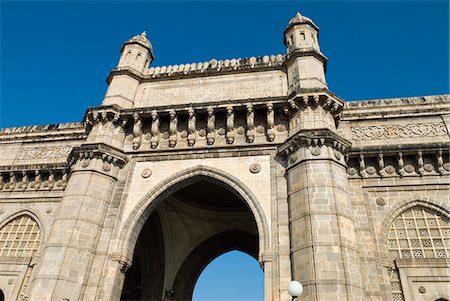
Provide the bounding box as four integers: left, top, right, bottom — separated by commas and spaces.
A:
120, 174, 262, 301
192, 250, 264, 301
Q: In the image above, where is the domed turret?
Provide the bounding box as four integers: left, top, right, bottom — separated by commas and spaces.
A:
117, 32, 154, 73
284, 12, 321, 53
284, 12, 327, 91
103, 32, 154, 108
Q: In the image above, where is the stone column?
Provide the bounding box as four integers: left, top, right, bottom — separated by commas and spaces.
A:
279, 94, 364, 300
28, 143, 127, 301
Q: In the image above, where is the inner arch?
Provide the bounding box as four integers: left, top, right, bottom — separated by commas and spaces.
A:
192, 250, 264, 301
120, 174, 261, 301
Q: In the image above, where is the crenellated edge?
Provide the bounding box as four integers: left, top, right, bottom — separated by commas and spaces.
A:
107, 54, 286, 83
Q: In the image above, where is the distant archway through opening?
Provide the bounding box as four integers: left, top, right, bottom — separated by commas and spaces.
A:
192, 250, 264, 301
120, 175, 263, 301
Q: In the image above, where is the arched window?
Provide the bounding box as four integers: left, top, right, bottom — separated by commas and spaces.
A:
388, 206, 450, 259
0, 289, 4, 301
0, 214, 41, 257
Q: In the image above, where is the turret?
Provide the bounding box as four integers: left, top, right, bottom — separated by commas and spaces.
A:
102, 32, 153, 108
284, 12, 327, 92
118, 32, 154, 72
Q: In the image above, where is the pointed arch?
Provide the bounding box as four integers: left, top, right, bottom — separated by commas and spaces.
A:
379, 199, 450, 259
0, 211, 43, 257
115, 165, 270, 266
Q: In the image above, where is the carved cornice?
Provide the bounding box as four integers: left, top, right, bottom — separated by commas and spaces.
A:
107, 54, 286, 83
278, 129, 351, 168
0, 122, 86, 142
84, 102, 289, 150
284, 90, 345, 121
342, 95, 450, 120
346, 147, 450, 179
68, 143, 128, 177
0, 164, 69, 192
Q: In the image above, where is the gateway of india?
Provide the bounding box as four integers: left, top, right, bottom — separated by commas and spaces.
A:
0, 12, 449, 301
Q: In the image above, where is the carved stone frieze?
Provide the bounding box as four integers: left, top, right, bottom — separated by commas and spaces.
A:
83, 102, 289, 151
278, 129, 351, 168
347, 148, 450, 178
69, 143, 128, 178
16, 146, 73, 160
0, 166, 69, 192
351, 122, 448, 140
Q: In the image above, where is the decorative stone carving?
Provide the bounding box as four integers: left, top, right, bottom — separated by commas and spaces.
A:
359, 154, 368, 178
351, 122, 448, 140
0, 168, 68, 192
276, 124, 286, 132
289, 154, 298, 164
346, 149, 449, 178
417, 151, 424, 176
246, 105, 255, 143
347, 167, 357, 176
16, 146, 73, 160
378, 152, 386, 177
404, 164, 415, 173
69, 143, 128, 178
132, 113, 142, 150
141, 168, 152, 178
206, 107, 215, 145
226, 106, 235, 144
147, 54, 285, 78
376, 197, 386, 206
366, 166, 377, 175
168, 109, 178, 148
249, 163, 261, 174
398, 152, 405, 177
423, 164, 434, 172
266, 103, 275, 142
187, 107, 196, 146
150, 110, 160, 149
385, 165, 396, 175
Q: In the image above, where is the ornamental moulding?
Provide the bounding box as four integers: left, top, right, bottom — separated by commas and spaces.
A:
277, 129, 351, 159
351, 122, 448, 140
16, 146, 73, 160
68, 143, 128, 171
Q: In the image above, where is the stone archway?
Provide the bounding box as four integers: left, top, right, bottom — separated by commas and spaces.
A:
119, 169, 266, 301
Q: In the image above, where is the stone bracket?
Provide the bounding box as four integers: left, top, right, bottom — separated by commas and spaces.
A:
68, 143, 128, 177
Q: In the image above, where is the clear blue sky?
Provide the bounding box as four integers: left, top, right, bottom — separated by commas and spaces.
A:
0, 1, 448, 300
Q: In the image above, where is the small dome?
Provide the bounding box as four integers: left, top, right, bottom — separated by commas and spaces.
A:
123, 31, 153, 52
287, 12, 319, 30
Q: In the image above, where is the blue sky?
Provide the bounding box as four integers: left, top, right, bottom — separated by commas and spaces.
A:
0, 1, 448, 300
1, 1, 448, 128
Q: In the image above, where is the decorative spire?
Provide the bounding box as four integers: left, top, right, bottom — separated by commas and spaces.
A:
287, 11, 319, 31
122, 31, 153, 53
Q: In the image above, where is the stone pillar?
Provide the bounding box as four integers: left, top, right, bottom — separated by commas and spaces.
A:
28, 144, 127, 301
279, 93, 364, 300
